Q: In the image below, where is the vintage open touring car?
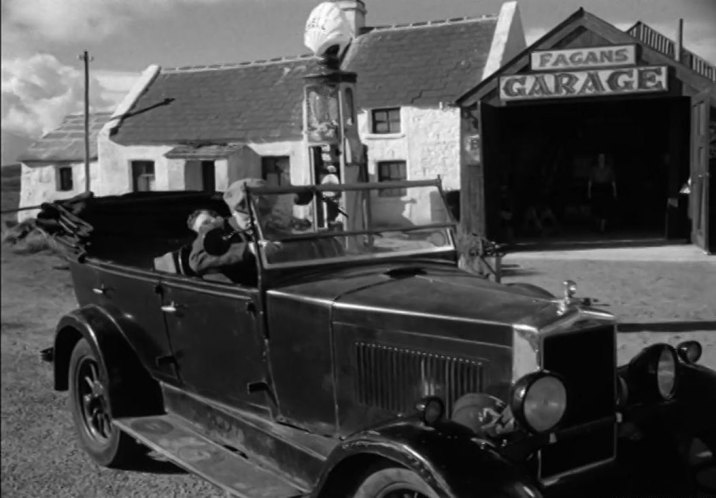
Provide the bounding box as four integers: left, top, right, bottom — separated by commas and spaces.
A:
38, 180, 715, 497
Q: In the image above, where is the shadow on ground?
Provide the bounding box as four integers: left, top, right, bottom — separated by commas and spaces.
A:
500, 264, 542, 278
619, 321, 716, 333
117, 450, 187, 475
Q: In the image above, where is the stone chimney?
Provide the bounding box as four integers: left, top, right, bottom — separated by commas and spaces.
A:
333, 0, 366, 37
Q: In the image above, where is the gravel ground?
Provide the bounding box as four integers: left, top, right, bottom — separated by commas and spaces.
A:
2, 245, 715, 497
1, 248, 221, 498
501, 251, 716, 369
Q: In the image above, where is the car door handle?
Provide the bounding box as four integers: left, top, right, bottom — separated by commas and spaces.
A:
92, 285, 108, 295
161, 302, 182, 313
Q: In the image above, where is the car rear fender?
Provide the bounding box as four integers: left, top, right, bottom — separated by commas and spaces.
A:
53, 304, 163, 418
315, 418, 541, 498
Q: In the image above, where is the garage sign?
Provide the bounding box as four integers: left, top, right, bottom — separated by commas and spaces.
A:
531, 45, 637, 71
499, 66, 668, 101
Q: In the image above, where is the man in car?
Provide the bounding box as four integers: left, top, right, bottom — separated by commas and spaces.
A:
188, 178, 274, 285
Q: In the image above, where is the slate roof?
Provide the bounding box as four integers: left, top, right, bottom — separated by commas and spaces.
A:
20, 112, 112, 163
112, 56, 321, 145
112, 15, 497, 146
344, 17, 497, 108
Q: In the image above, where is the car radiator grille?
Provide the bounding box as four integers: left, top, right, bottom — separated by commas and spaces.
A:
539, 325, 617, 480
355, 342, 483, 415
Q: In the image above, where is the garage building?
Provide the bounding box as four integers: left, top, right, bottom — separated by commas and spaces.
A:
458, 9, 715, 254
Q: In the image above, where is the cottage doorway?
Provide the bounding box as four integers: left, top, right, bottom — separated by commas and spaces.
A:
184, 160, 216, 191
485, 96, 691, 247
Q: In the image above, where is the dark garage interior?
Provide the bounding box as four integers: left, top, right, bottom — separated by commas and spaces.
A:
485, 96, 691, 247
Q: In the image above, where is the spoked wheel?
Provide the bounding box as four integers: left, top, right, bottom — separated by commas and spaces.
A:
69, 339, 139, 467
77, 355, 112, 442
353, 467, 439, 498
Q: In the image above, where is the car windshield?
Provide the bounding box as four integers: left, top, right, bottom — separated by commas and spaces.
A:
247, 180, 456, 269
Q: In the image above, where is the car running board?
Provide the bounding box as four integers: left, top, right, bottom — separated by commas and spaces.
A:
114, 414, 307, 498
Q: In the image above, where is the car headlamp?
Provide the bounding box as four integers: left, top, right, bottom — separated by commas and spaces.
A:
511, 371, 567, 433
627, 344, 678, 401
656, 347, 677, 399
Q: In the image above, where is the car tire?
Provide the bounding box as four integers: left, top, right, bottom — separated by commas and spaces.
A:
68, 338, 139, 467
353, 467, 440, 498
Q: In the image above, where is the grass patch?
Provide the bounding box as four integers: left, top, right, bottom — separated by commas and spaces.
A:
1, 219, 53, 255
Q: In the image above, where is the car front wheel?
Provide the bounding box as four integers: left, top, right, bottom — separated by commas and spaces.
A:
353, 467, 440, 498
69, 338, 138, 467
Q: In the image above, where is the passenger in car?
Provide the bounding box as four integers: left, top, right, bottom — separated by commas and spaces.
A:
188, 178, 276, 285
153, 209, 222, 275
187, 208, 221, 234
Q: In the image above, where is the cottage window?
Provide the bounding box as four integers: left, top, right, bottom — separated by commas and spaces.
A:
57, 167, 73, 191
261, 156, 290, 187
344, 88, 356, 126
371, 108, 401, 134
201, 161, 215, 191
377, 161, 407, 197
131, 161, 155, 192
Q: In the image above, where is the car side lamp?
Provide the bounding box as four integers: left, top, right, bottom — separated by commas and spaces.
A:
676, 340, 702, 364
625, 344, 678, 402
416, 396, 445, 426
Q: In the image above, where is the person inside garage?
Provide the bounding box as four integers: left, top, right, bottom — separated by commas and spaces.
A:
588, 152, 618, 233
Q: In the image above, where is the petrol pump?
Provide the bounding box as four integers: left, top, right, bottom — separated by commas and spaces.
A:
303, 2, 367, 230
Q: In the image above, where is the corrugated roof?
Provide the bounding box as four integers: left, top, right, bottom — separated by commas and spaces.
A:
19, 112, 113, 163
112, 16, 497, 146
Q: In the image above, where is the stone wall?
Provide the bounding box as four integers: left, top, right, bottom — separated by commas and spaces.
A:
18, 161, 99, 222
357, 105, 460, 225
95, 132, 307, 196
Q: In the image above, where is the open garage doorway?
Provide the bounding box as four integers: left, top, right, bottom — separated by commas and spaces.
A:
485, 96, 691, 248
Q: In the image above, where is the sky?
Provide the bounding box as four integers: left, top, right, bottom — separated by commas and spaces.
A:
2, 0, 715, 163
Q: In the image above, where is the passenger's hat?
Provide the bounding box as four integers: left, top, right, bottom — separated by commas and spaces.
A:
223, 178, 266, 213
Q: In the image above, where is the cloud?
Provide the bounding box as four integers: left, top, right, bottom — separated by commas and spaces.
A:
94, 70, 140, 106
0, 53, 121, 139
2, 0, 233, 44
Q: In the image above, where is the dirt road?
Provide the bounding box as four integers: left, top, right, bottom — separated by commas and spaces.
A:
1, 246, 714, 497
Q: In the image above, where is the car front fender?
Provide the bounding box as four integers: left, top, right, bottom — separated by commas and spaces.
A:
314, 418, 541, 498
53, 304, 162, 418
671, 362, 716, 446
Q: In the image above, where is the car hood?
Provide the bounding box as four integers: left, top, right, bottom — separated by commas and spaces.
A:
270, 262, 558, 328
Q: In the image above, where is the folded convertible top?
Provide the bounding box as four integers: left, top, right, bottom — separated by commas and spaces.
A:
36, 190, 229, 261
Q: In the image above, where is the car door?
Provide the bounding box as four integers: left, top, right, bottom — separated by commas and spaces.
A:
157, 274, 270, 411
84, 261, 180, 385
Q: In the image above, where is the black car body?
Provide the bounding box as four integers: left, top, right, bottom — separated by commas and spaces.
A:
39, 180, 716, 497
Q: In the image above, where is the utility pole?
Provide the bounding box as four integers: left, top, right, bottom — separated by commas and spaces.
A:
78, 50, 93, 192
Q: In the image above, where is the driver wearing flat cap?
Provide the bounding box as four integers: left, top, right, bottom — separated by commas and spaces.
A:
189, 178, 274, 285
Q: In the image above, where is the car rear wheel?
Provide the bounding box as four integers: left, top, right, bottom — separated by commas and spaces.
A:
69, 338, 139, 467
353, 467, 439, 498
